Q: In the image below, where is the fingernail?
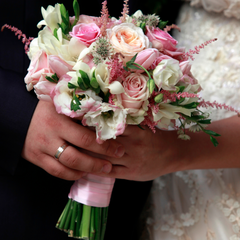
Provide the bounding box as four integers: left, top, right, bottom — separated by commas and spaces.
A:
102, 164, 112, 173
115, 146, 125, 158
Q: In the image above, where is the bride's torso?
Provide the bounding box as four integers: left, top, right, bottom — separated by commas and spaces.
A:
142, 2, 240, 240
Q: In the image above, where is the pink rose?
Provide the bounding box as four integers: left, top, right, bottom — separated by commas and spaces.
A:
48, 56, 73, 78
34, 80, 56, 101
179, 61, 201, 91
146, 26, 178, 52
69, 23, 101, 47
134, 48, 160, 73
149, 54, 172, 70
120, 73, 149, 110
24, 50, 53, 91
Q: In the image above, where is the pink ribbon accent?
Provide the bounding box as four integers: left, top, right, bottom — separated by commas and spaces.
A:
68, 173, 115, 207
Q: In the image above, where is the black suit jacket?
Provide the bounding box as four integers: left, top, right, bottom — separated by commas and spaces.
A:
0, 1, 152, 239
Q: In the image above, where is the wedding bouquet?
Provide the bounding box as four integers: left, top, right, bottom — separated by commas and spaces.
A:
4, 0, 239, 239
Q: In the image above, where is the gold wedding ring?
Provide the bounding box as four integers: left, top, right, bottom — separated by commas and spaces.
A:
54, 144, 69, 160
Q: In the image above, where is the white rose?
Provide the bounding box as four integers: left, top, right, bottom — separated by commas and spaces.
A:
107, 23, 150, 63
153, 58, 183, 91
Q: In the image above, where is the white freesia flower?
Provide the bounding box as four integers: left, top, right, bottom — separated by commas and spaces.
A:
38, 27, 85, 65
27, 38, 40, 60
153, 102, 194, 122
125, 10, 143, 23
37, 4, 62, 32
82, 103, 127, 143
153, 58, 183, 91
95, 63, 124, 95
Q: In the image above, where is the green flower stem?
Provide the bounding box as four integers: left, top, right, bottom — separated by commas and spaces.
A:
132, 63, 152, 79
57, 198, 72, 230
75, 203, 82, 238
64, 200, 74, 232
95, 207, 102, 240
100, 207, 108, 240
68, 200, 78, 237
89, 207, 96, 240
80, 205, 92, 239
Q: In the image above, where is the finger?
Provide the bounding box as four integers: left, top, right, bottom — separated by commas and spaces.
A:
99, 165, 129, 179
35, 154, 85, 181
60, 122, 125, 158
79, 148, 128, 165
48, 142, 112, 174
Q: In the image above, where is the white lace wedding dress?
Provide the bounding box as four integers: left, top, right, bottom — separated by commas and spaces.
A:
143, 1, 240, 240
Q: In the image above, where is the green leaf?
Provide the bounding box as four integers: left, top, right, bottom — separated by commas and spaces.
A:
183, 102, 200, 109
77, 77, 87, 90
210, 136, 219, 147
45, 73, 59, 83
91, 86, 101, 95
59, 4, 70, 34
140, 22, 146, 32
79, 70, 90, 88
198, 119, 211, 124
178, 97, 186, 104
90, 77, 99, 89
129, 53, 138, 63
73, 0, 80, 20
177, 85, 185, 93
51, 73, 59, 81
53, 28, 59, 40
123, 66, 129, 72
158, 20, 168, 29
68, 82, 78, 89
204, 129, 221, 137
128, 64, 142, 70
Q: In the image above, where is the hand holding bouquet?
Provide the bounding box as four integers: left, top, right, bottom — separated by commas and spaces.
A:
3, 0, 239, 239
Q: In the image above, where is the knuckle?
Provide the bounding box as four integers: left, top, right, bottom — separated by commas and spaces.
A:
80, 132, 94, 148
62, 152, 78, 168
87, 160, 100, 173
48, 166, 64, 179
102, 141, 114, 156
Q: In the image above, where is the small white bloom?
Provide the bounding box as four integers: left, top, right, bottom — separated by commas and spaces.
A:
189, 124, 202, 132
178, 134, 191, 140
82, 103, 127, 142
153, 58, 183, 91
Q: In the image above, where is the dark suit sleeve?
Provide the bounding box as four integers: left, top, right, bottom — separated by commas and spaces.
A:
0, 67, 38, 175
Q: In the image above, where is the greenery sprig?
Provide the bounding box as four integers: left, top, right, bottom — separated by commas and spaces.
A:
45, 73, 59, 83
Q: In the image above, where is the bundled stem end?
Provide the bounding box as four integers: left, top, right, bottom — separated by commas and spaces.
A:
56, 199, 109, 240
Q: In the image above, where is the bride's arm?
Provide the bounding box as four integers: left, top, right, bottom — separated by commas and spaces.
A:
96, 115, 240, 181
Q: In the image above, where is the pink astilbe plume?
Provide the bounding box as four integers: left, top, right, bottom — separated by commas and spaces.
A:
120, 0, 129, 23
160, 90, 199, 103
164, 24, 181, 32
106, 53, 125, 83
98, 1, 109, 37
183, 38, 218, 61
198, 100, 240, 115
1, 24, 34, 54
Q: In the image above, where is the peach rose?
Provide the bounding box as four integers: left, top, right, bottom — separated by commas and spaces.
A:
107, 23, 150, 63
